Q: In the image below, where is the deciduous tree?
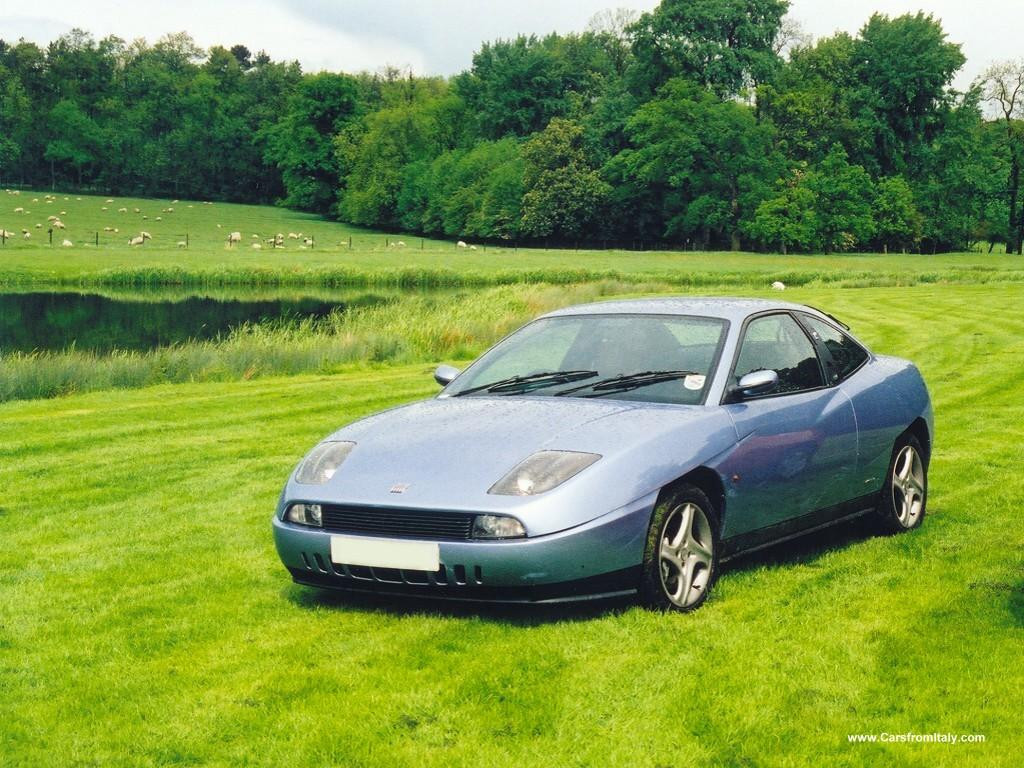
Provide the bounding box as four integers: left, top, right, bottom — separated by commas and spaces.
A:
980, 59, 1024, 253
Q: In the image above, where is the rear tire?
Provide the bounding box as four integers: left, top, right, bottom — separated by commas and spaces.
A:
877, 434, 928, 534
640, 484, 720, 612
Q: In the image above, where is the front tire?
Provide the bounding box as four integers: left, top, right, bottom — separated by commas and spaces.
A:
640, 485, 720, 612
877, 434, 928, 533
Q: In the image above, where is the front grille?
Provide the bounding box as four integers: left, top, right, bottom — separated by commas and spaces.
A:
320, 504, 475, 541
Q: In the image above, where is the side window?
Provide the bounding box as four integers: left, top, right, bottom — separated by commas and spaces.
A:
800, 315, 869, 383
734, 314, 824, 395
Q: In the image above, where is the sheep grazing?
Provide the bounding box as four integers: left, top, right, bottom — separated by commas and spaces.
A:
469, 245, 478, 250
59, 210, 66, 215
288, 232, 299, 239
62, 239, 73, 247
34, 223, 41, 228
140, 231, 152, 240
252, 243, 262, 249
0, 229, 14, 238
23, 232, 30, 239
227, 231, 242, 245
771, 281, 786, 291
103, 226, 113, 232
457, 241, 468, 248
397, 240, 406, 247
133, 207, 140, 213
101, 206, 108, 211
13, 206, 23, 213
118, 207, 127, 213
155, 216, 162, 221
129, 234, 147, 246
251, 234, 259, 239
171, 199, 179, 204
53, 220, 66, 229
47, 215, 57, 222
303, 237, 314, 246
105, 199, 114, 203
177, 241, 187, 248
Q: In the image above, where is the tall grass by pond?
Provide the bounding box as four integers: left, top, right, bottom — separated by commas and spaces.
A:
0, 281, 646, 403
10, 262, 1024, 291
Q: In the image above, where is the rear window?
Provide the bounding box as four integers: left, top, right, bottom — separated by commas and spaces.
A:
799, 314, 869, 383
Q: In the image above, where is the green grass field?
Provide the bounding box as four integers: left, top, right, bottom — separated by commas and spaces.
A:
3, 281, 1023, 766
3, 190, 1024, 289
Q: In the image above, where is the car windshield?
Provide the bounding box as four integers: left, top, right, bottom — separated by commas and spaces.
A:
445, 314, 728, 405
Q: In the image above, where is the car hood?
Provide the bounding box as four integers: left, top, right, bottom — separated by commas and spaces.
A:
286, 395, 736, 535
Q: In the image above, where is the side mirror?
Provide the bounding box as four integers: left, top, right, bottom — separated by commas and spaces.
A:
434, 364, 460, 387
731, 369, 779, 400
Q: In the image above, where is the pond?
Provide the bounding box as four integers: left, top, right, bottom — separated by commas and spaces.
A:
0, 289, 394, 354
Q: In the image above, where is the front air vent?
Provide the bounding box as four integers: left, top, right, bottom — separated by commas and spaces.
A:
320, 505, 475, 540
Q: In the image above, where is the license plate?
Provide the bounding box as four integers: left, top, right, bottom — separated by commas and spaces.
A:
330, 535, 440, 571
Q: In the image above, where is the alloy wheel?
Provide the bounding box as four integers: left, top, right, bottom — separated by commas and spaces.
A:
659, 502, 714, 608
892, 444, 925, 528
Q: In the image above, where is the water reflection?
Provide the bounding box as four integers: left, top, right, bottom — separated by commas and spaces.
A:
0, 289, 397, 353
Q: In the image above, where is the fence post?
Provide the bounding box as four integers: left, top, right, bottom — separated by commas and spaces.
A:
186, 233, 189, 248
48, 228, 53, 246
348, 236, 352, 249
1, 230, 5, 246
421, 238, 424, 250
95, 232, 99, 246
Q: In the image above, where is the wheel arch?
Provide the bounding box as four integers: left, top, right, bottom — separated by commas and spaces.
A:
658, 466, 726, 531
904, 417, 931, 464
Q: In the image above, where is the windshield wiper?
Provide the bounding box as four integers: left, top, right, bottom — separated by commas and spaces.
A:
555, 370, 701, 398
453, 370, 599, 396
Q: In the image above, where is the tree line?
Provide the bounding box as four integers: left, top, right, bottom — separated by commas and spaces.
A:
1, 1, 1022, 253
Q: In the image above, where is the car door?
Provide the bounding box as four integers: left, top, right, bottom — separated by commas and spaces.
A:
796, 312, 892, 498
714, 312, 859, 544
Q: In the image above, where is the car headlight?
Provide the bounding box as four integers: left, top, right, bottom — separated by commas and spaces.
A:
285, 503, 322, 527
294, 441, 355, 484
488, 450, 601, 496
472, 514, 526, 539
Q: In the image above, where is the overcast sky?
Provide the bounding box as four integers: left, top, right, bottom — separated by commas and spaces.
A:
1, 0, 1020, 88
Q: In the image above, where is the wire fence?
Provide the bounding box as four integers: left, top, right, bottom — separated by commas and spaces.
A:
0, 229, 739, 252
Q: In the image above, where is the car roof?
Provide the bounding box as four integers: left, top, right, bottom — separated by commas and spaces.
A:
541, 297, 815, 323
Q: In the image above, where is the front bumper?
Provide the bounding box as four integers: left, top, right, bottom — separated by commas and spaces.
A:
272, 494, 654, 603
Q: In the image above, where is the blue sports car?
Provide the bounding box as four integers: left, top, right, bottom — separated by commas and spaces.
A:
273, 298, 932, 611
